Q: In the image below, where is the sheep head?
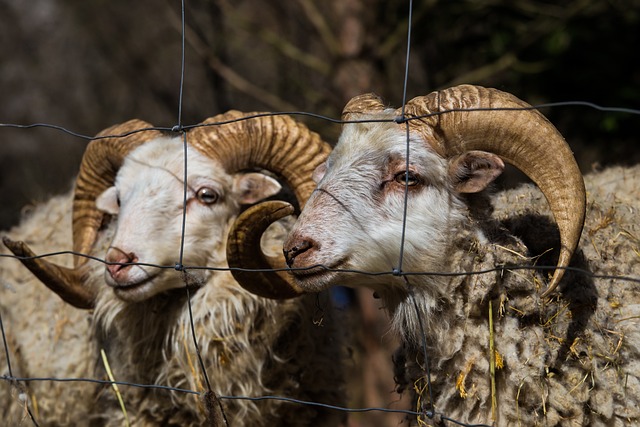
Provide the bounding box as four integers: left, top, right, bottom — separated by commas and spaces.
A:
4, 112, 331, 307
3, 120, 160, 308
230, 85, 586, 298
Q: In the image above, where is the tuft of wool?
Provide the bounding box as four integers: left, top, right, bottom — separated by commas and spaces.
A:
392, 165, 640, 426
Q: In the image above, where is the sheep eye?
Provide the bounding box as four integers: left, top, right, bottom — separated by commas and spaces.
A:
196, 187, 219, 204
394, 171, 420, 186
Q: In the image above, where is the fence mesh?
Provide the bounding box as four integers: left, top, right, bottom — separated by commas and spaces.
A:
1, 1, 639, 426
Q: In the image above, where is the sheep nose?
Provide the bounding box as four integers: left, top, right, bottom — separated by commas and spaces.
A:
283, 239, 313, 268
106, 249, 138, 279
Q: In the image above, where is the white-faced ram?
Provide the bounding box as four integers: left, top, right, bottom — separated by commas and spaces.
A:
0, 112, 347, 426
230, 85, 640, 426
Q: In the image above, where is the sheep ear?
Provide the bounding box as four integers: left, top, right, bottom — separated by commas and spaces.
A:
234, 172, 282, 204
312, 162, 327, 184
96, 186, 120, 214
449, 151, 505, 193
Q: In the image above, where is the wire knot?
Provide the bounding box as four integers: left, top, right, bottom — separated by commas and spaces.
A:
423, 409, 441, 423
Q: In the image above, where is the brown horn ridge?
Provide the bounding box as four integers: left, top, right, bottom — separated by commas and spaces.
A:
401, 84, 585, 296
187, 111, 331, 299
3, 120, 162, 309
341, 94, 387, 121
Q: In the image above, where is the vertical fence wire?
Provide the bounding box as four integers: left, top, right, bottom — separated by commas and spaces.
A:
1, 1, 639, 426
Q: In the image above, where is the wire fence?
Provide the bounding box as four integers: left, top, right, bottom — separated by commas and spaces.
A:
1, 1, 639, 426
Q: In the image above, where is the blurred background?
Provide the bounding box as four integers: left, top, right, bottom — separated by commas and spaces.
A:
1, 1, 638, 425
1, 0, 638, 229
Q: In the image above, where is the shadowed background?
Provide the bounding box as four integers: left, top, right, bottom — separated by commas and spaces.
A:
1, 0, 638, 229
1, 2, 638, 425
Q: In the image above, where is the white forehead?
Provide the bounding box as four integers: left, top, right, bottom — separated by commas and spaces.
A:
327, 115, 443, 175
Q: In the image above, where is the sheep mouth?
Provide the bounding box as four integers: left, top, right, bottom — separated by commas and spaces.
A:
288, 260, 348, 290
108, 273, 159, 301
110, 275, 154, 290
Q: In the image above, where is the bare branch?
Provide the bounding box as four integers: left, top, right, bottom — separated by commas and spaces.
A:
164, 3, 297, 112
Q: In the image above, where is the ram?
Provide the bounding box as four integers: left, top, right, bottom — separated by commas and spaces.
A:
0, 112, 347, 426
231, 85, 640, 426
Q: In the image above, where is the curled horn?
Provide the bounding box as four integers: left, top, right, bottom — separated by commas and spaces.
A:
3, 120, 162, 309
187, 111, 331, 299
189, 112, 330, 208
226, 201, 303, 299
341, 93, 387, 121
402, 85, 586, 296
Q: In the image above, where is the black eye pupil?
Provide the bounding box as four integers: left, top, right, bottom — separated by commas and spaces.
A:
395, 172, 419, 186
197, 188, 219, 204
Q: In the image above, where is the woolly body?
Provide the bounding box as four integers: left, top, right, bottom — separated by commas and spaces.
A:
391, 164, 640, 426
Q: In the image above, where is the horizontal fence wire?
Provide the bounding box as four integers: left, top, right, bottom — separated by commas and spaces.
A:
1, 109, 638, 425
1, 250, 640, 285
1, 105, 638, 426
1, 0, 639, 426
2, 101, 640, 137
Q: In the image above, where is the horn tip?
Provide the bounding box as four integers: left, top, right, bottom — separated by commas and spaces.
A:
540, 272, 563, 298
3, 236, 32, 258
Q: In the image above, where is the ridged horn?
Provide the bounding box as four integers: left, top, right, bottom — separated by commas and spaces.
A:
187, 111, 331, 299
401, 85, 586, 296
3, 120, 161, 309
190, 112, 331, 208
227, 201, 303, 299
2, 236, 94, 309
342, 94, 386, 121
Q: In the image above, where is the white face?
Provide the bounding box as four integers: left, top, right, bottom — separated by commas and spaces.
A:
284, 120, 468, 293
95, 137, 280, 302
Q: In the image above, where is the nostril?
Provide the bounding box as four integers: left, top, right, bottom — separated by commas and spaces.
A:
106, 249, 137, 279
283, 240, 313, 268
107, 263, 121, 278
